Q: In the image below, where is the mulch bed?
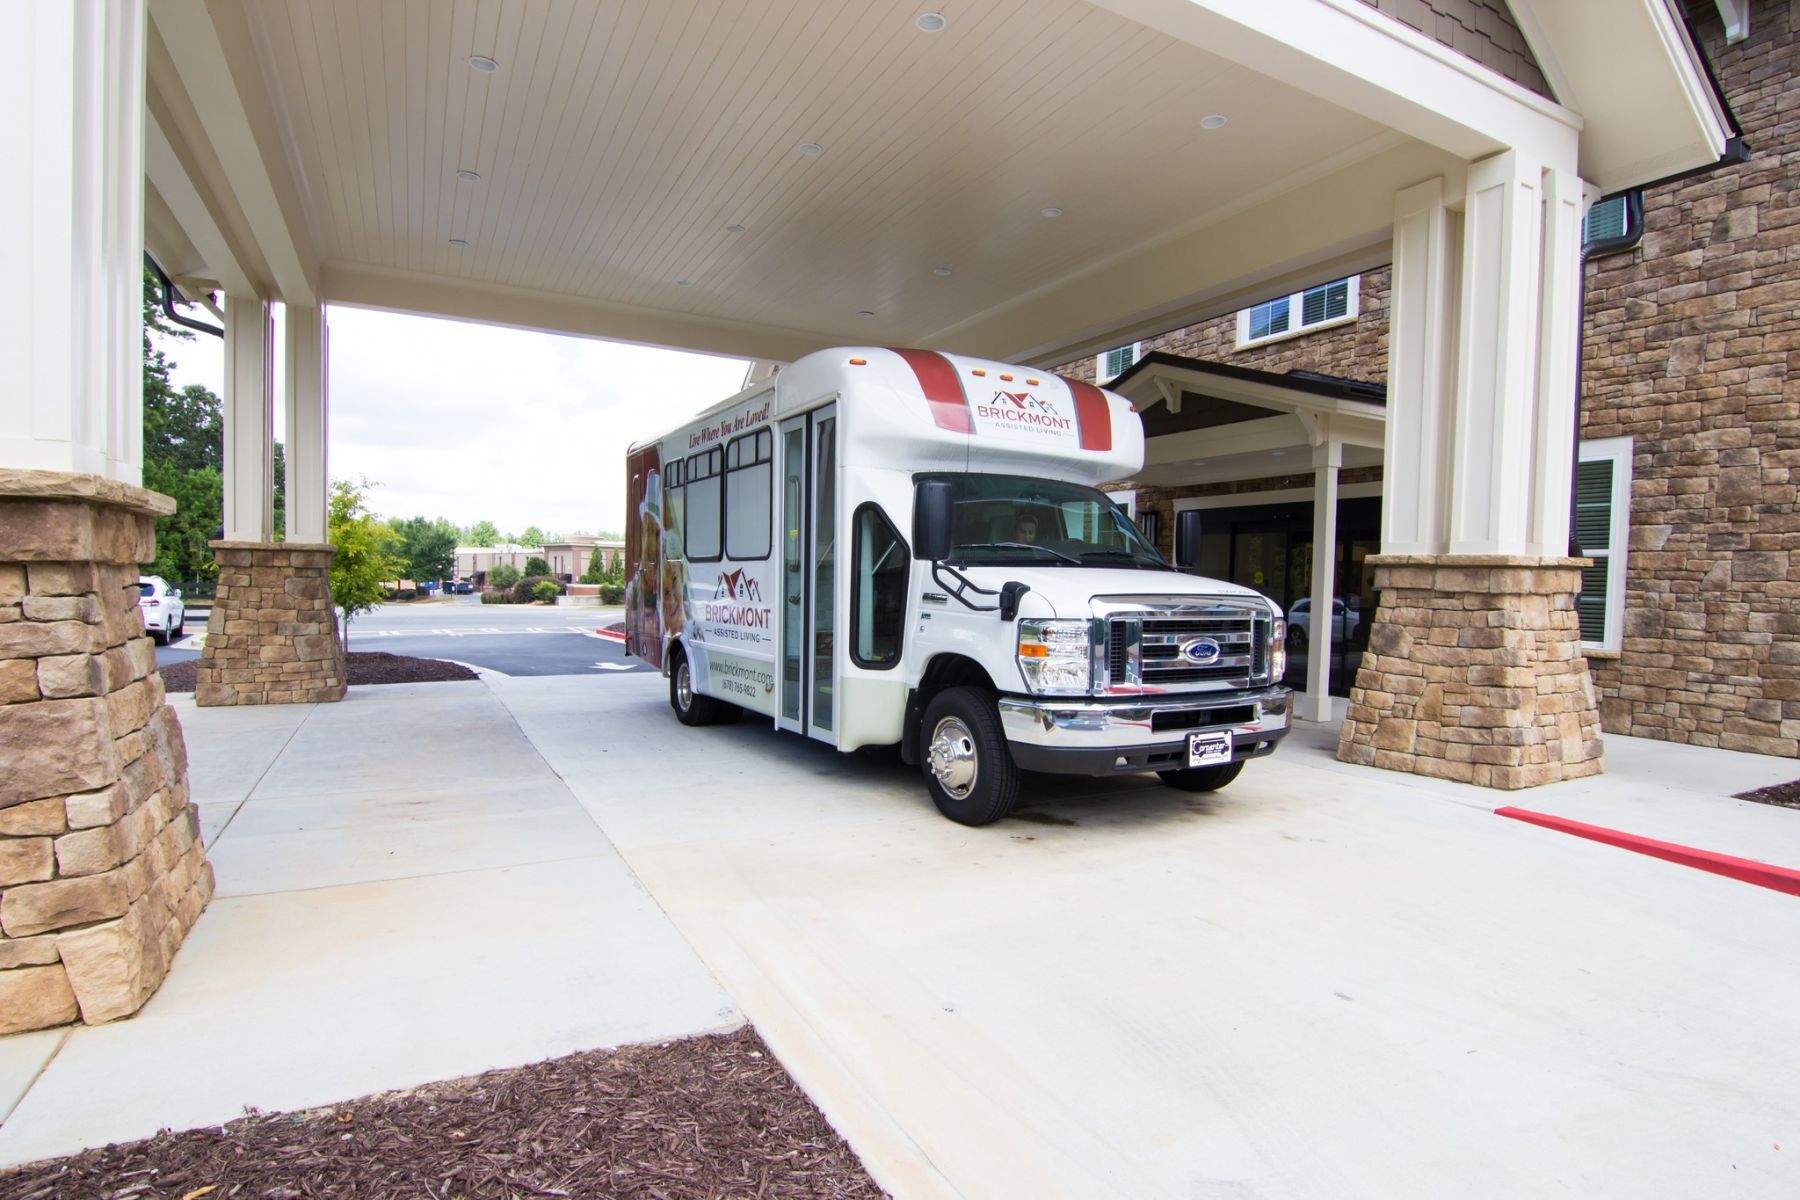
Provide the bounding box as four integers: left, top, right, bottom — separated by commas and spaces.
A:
0, 1028, 888, 1200
1734, 778, 1800, 810
159, 652, 478, 694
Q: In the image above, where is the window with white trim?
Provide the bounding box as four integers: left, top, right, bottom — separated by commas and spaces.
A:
1236, 276, 1359, 348
1575, 437, 1633, 653
1095, 342, 1143, 382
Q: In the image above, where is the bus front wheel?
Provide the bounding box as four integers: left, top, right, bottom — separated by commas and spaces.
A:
921, 686, 1020, 826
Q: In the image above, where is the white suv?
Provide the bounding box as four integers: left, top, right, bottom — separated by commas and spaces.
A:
137, 576, 187, 645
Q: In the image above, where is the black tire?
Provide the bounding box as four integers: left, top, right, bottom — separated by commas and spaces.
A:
1157, 761, 1245, 793
150, 626, 167, 646
920, 685, 1020, 826
172, 617, 184, 641
669, 647, 727, 726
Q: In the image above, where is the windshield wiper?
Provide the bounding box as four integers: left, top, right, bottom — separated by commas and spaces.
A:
952, 541, 1082, 565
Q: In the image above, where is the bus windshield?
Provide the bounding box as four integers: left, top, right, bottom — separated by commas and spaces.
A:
922, 473, 1168, 569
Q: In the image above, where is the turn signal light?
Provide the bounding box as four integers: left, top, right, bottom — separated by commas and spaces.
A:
848, 357, 867, 365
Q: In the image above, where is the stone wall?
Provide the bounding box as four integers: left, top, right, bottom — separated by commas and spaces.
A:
1337, 556, 1606, 787
197, 542, 346, 707
0, 470, 213, 1033
1579, 2, 1800, 757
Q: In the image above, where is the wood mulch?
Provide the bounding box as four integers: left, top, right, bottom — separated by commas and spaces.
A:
158, 652, 478, 694
1734, 778, 1800, 810
0, 1028, 888, 1200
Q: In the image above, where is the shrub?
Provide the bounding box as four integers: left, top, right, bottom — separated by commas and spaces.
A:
525, 556, 550, 577
512, 574, 561, 605
532, 580, 560, 603
479, 589, 511, 605
598, 583, 625, 604
489, 564, 521, 590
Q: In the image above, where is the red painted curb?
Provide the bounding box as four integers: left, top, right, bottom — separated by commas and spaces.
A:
594, 628, 625, 643
1495, 806, 1800, 898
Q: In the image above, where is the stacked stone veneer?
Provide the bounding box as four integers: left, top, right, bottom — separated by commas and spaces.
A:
0, 470, 214, 1034
1336, 557, 1605, 788
197, 541, 345, 706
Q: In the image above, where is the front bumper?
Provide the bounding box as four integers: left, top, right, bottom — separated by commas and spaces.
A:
998, 686, 1292, 776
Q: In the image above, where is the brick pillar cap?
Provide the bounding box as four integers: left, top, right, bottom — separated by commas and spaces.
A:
0, 469, 175, 517
209, 540, 336, 553
1365, 553, 1592, 569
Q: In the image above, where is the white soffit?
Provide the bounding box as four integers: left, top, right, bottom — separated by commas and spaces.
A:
1510, 0, 1734, 193
236, 0, 1398, 353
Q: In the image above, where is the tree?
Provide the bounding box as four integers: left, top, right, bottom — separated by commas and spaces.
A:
489, 564, 521, 590
328, 479, 401, 646
388, 515, 459, 582
465, 520, 500, 547
579, 547, 608, 584
525, 555, 550, 577
142, 272, 226, 582
517, 525, 546, 549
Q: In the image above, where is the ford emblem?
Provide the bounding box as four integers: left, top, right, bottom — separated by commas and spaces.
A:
1179, 637, 1222, 665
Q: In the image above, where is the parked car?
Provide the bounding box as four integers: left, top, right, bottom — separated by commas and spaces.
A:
1285, 597, 1357, 652
137, 575, 186, 645
454, 581, 474, 595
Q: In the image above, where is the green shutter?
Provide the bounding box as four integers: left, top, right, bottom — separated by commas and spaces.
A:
1575, 459, 1613, 551
1577, 563, 1609, 643
1104, 346, 1133, 377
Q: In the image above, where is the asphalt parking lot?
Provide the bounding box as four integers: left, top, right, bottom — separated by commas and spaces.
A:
155, 597, 644, 678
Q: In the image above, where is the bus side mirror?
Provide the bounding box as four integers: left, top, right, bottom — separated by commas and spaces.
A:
1175, 509, 1202, 571
914, 480, 953, 561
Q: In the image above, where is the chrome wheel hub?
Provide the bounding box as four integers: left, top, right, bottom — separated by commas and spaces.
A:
675, 661, 693, 709
927, 716, 978, 800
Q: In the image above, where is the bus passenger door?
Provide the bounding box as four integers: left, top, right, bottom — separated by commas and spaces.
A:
777, 406, 836, 740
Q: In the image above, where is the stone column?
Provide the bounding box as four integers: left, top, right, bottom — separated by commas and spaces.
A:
1337, 556, 1604, 787
0, 470, 214, 1033
196, 542, 346, 706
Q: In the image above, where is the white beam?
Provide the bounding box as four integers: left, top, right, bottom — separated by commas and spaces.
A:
1297, 436, 1341, 724
1450, 151, 1543, 557
144, 110, 255, 299
284, 305, 328, 543
1714, 0, 1749, 44
223, 297, 273, 542
0, 1, 146, 484
148, 0, 314, 305
1088, 0, 1581, 167
1145, 415, 1308, 467
1381, 177, 1457, 556
1528, 168, 1585, 556
321, 261, 822, 365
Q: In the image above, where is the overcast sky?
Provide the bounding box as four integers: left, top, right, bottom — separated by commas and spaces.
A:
158, 307, 749, 539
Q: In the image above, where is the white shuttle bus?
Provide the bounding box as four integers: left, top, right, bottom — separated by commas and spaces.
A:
624, 347, 1292, 825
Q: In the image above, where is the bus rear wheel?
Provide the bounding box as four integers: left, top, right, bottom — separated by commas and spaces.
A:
921, 686, 1019, 826
669, 647, 733, 726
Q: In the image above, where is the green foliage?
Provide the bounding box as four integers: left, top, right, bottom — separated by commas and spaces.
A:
532, 580, 560, 604
479, 589, 511, 604
387, 515, 459, 582
524, 555, 550, 577
465, 520, 500, 546
598, 583, 625, 604
142, 272, 225, 581
512, 575, 559, 604
517, 525, 546, 549
579, 548, 608, 584
489, 564, 522, 590
328, 480, 402, 637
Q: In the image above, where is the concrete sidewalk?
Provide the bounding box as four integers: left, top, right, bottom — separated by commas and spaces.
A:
0, 680, 737, 1168
499, 673, 1800, 1200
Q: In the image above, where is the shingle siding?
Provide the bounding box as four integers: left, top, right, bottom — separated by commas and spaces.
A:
1356, 0, 1552, 98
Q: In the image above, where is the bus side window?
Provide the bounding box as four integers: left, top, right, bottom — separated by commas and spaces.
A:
852, 504, 907, 669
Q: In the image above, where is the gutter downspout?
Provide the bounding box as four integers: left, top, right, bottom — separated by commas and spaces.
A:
144, 253, 224, 339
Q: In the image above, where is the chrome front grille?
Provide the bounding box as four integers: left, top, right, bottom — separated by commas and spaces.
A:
1099, 598, 1272, 693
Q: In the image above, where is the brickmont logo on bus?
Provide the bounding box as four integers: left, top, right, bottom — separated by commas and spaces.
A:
974, 390, 1071, 433
704, 569, 770, 629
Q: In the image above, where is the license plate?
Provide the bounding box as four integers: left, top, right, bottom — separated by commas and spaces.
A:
1187, 730, 1233, 768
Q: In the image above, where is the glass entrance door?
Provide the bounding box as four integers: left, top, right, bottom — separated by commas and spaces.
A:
809, 410, 837, 739
778, 417, 807, 733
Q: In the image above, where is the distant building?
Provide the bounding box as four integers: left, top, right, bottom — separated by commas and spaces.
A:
453, 544, 533, 582
542, 538, 624, 581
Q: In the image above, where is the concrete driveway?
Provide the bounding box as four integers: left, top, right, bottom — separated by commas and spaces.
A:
499, 672, 1800, 1200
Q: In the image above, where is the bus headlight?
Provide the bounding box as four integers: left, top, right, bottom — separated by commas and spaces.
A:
1270, 617, 1287, 679
1017, 619, 1094, 695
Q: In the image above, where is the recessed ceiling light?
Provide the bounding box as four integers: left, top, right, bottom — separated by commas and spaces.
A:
675, 278, 693, 287
1040, 206, 1063, 218
1270, 449, 1288, 457
456, 169, 481, 182
1200, 114, 1228, 130
933, 266, 952, 277
466, 55, 499, 73
915, 12, 948, 32
448, 238, 469, 247
797, 142, 822, 157
858, 310, 875, 319
726, 223, 746, 233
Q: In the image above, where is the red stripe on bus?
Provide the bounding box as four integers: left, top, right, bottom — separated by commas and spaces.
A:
1064, 377, 1113, 451
891, 348, 972, 434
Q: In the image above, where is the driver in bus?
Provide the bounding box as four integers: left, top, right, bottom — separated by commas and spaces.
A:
1013, 514, 1040, 545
